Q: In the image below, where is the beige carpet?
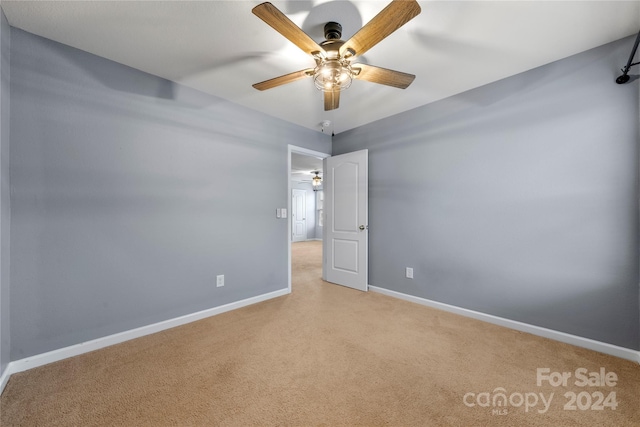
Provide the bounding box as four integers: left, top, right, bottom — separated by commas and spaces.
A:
1, 240, 639, 426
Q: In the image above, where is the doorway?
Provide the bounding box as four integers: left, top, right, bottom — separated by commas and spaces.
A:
287, 145, 330, 293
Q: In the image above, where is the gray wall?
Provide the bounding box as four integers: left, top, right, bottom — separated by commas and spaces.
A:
334, 36, 640, 350
290, 181, 317, 239
9, 28, 330, 359
0, 9, 10, 375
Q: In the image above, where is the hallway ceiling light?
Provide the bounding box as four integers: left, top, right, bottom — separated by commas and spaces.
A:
312, 171, 322, 190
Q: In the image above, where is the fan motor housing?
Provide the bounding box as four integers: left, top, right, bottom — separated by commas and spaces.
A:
324, 22, 342, 40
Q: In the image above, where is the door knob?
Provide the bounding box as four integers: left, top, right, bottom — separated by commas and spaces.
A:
359, 225, 366, 230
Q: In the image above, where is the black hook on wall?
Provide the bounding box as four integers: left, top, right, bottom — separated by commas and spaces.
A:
616, 30, 640, 84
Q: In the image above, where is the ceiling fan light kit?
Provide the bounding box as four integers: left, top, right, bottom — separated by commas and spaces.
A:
312, 22, 355, 92
251, 0, 421, 111
312, 59, 354, 92
312, 171, 322, 190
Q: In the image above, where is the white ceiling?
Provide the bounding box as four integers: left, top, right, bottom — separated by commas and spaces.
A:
291, 152, 323, 182
2, 1, 639, 135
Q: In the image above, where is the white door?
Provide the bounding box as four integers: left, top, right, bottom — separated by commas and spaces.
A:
292, 189, 307, 242
323, 149, 368, 291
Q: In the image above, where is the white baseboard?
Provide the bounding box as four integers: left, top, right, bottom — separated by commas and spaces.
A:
369, 286, 640, 364
0, 288, 289, 396
0, 364, 10, 395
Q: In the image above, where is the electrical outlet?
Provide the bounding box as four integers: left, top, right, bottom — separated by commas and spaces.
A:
216, 275, 224, 287
406, 267, 414, 279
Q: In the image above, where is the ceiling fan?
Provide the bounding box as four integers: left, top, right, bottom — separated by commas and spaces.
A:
251, 0, 421, 111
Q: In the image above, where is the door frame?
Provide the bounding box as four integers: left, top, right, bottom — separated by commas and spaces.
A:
287, 145, 330, 293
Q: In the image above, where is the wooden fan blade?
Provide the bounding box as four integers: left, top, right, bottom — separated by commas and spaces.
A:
340, 0, 421, 58
253, 69, 313, 91
324, 90, 340, 111
252, 2, 325, 56
353, 63, 415, 89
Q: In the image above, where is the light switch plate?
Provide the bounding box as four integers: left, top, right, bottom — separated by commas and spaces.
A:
406, 267, 414, 279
